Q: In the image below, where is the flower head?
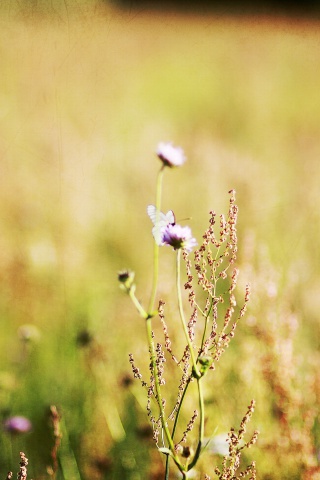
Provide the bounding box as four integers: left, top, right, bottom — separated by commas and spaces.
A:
156, 142, 186, 168
161, 224, 197, 252
4, 416, 32, 434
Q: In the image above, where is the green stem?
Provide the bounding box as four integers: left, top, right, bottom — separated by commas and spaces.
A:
176, 249, 201, 379
188, 377, 205, 470
171, 379, 192, 439
165, 460, 170, 480
128, 294, 184, 474
148, 165, 165, 315
145, 317, 184, 472
175, 249, 206, 471
129, 288, 148, 319
145, 318, 172, 446
165, 378, 192, 479
199, 296, 214, 352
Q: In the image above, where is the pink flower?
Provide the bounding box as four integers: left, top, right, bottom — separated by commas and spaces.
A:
161, 224, 197, 252
4, 416, 32, 434
156, 142, 186, 168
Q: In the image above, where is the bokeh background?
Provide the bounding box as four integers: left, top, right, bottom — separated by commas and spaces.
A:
0, 0, 319, 478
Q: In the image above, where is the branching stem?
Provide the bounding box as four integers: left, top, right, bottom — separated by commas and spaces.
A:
176, 249, 201, 379
145, 317, 184, 472
188, 377, 205, 470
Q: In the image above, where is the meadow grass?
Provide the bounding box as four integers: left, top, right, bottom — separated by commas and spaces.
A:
0, 2, 319, 478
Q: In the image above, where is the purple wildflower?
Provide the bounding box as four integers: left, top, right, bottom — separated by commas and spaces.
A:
156, 142, 186, 168
4, 416, 32, 434
161, 224, 197, 252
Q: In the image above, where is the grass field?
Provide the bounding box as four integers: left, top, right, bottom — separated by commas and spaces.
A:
0, 2, 319, 479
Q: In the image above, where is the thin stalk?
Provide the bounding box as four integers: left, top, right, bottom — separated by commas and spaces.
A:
199, 297, 214, 353
176, 250, 201, 379
175, 250, 205, 471
165, 378, 192, 479
148, 165, 165, 315
129, 289, 148, 319
188, 377, 205, 470
128, 285, 177, 456
199, 245, 221, 352
145, 317, 184, 472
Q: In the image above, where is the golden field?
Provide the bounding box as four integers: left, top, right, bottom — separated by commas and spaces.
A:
0, 2, 319, 478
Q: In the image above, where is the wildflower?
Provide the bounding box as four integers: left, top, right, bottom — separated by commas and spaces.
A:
162, 224, 197, 252
156, 142, 186, 168
3, 416, 32, 434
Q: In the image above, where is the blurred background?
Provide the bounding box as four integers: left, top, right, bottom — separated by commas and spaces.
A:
0, 0, 319, 478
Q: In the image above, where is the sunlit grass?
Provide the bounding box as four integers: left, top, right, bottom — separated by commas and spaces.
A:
0, 2, 319, 478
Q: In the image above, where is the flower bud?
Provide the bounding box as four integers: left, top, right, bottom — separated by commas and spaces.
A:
118, 270, 135, 291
